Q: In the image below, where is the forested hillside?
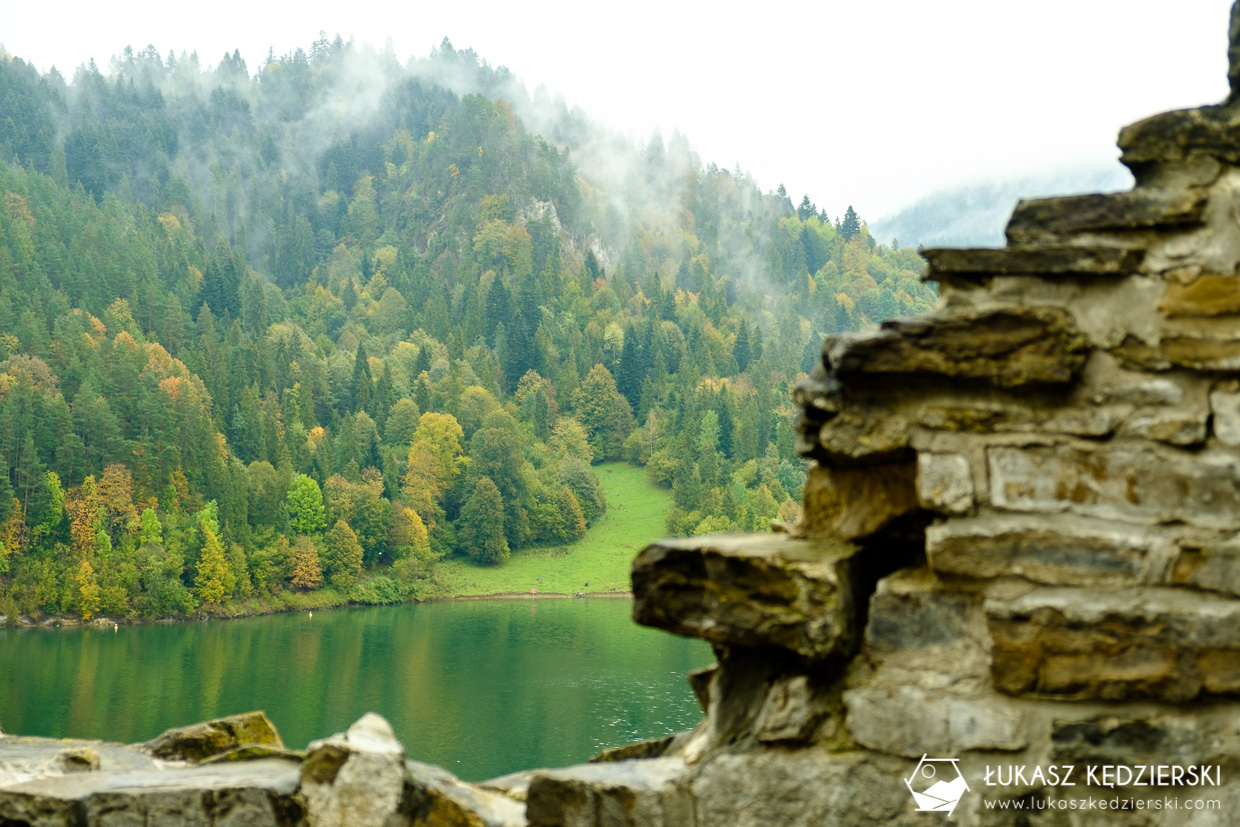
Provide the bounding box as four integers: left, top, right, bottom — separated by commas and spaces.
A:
0, 37, 936, 620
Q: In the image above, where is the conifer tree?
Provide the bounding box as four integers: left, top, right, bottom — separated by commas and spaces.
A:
840, 206, 862, 242
0, 455, 13, 526
733, 324, 752, 373
351, 342, 372, 413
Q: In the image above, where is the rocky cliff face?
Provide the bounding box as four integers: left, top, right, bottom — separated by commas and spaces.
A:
8, 7, 1240, 826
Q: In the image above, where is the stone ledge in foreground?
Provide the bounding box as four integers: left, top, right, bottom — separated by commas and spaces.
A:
631, 533, 865, 660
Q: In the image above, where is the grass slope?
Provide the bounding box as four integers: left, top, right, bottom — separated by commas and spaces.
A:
425, 463, 670, 598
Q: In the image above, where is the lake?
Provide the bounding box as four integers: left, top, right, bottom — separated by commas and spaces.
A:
0, 598, 713, 780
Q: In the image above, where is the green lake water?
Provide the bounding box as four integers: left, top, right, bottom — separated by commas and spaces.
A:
0, 599, 713, 780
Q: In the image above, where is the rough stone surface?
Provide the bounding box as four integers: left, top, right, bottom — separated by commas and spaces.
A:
1005, 188, 1209, 244
926, 514, 1162, 586
923, 245, 1144, 280
300, 712, 408, 827
689, 750, 911, 827
1052, 707, 1240, 769
525, 759, 693, 827
1116, 332, 1240, 372
916, 452, 974, 514
0, 714, 532, 827
1171, 535, 1240, 596
1160, 272, 1240, 316
844, 685, 1027, 757
751, 675, 831, 743
0, 736, 160, 789
409, 759, 527, 827
987, 587, 1240, 701
0, 757, 303, 827
1120, 103, 1240, 166
1211, 386, 1240, 444
826, 307, 1090, 388
987, 442, 1240, 529
631, 534, 865, 659
863, 569, 974, 653
796, 462, 919, 541
145, 711, 284, 763
589, 737, 676, 764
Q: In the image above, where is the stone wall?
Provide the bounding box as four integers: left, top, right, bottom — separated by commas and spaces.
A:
8, 7, 1240, 827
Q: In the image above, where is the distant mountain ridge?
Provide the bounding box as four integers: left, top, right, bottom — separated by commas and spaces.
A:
871, 165, 1135, 249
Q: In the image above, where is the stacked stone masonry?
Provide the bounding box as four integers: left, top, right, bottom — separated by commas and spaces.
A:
11, 7, 1240, 827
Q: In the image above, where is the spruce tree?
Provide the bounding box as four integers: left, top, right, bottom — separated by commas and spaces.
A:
840, 206, 862, 242
733, 324, 752, 373
351, 343, 372, 414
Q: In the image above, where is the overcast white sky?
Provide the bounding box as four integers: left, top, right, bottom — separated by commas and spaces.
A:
3, 1, 1235, 219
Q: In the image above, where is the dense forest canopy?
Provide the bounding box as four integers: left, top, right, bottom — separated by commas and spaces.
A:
0, 36, 936, 619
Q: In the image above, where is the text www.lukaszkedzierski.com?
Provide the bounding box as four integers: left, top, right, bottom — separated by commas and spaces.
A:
985, 797, 1220, 811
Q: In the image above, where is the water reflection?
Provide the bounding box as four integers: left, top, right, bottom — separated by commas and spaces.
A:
0, 599, 712, 780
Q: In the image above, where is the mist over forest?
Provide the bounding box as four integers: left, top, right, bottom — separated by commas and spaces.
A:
0, 35, 936, 619
871, 164, 1134, 248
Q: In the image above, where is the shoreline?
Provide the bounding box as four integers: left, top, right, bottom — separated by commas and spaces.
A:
0, 590, 635, 630
437, 590, 633, 601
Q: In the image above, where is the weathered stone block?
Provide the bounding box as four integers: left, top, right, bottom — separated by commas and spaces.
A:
1211, 386, 1240, 445
808, 407, 913, 464
300, 713, 407, 827
410, 759, 528, 826
144, 711, 283, 763
1119, 104, 1240, 166
987, 587, 1240, 701
1116, 332, 1240, 371
988, 442, 1240, 529
797, 462, 919, 542
690, 750, 909, 827
677, 648, 786, 762
0, 758, 301, 827
1161, 273, 1240, 316
0, 737, 162, 791
1052, 708, 1240, 769
53, 747, 100, 774
589, 737, 677, 765
1119, 408, 1207, 445
752, 675, 832, 743
631, 534, 865, 660
1005, 188, 1209, 245
864, 570, 973, 652
827, 307, 1090, 388
844, 686, 1027, 757
1171, 536, 1240, 596
916, 452, 974, 514
526, 758, 692, 827
926, 514, 1156, 586
686, 664, 717, 713
923, 245, 1144, 280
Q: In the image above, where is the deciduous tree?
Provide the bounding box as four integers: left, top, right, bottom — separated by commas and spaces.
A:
457, 477, 508, 564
